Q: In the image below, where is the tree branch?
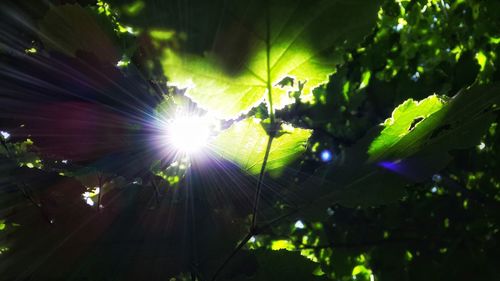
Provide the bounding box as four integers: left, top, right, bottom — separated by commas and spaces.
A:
251, 134, 274, 230
210, 232, 254, 281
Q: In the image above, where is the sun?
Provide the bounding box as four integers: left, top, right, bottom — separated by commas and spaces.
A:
163, 114, 211, 154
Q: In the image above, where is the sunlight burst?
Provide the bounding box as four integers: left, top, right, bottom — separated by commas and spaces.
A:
164, 115, 211, 154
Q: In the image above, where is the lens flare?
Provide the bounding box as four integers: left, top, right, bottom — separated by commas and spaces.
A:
164, 115, 211, 154
320, 149, 333, 162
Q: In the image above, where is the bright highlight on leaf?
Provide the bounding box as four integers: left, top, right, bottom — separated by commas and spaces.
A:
82, 187, 100, 206
368, 95, 445, 161
162, 0, 381, 120
271, 240, 295, 251
294, 220, 305, 229
0, 131, 10, 140
211, 118, 312, 175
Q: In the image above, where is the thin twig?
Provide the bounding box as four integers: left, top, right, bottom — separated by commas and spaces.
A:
151, 175, 161, 204
211, 129, 274, 281
2, 138, 52, 223
258, 208, 300, 233
211, 207, 299, 281
212, 4, 276, 280
20, 183, 53, 223
1, 139, 11, 155
210, 232, 254, 281
265, 0, 274, 125
251, 0, 275, 231
250, 134, 274, 230
20, 183, 41, 208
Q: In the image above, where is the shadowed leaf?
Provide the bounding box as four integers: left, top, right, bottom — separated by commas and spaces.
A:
39, 4, 119, 64
235, 250, 327, 281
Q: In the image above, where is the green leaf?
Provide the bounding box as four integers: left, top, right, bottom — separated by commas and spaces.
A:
296, 83, 500, 211
236, 250, 327, 281
210, 118, 312, 176
39, 4, 119, 64
367, 84, 500, 163
368, 94, 445, 161
162, 0, 381, 119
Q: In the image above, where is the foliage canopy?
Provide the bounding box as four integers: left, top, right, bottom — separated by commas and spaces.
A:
1, 0, 500, 280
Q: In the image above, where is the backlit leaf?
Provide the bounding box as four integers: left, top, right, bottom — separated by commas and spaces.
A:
297, 83, 500, 211
210, 118, 312, 175
368, 95, 445, 161
162, 0, 381, 119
